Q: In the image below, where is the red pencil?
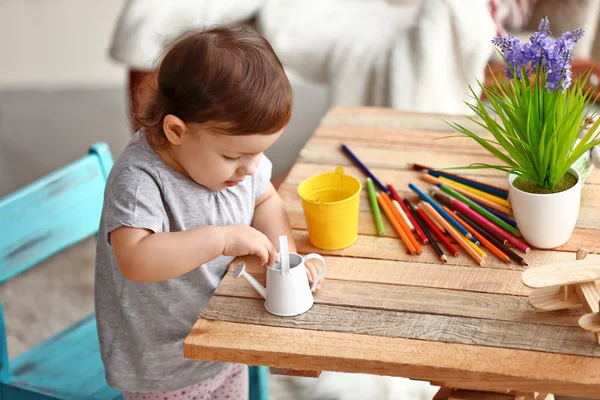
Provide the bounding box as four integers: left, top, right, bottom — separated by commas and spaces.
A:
388, 184, 428, 244
416, 207, 460, 257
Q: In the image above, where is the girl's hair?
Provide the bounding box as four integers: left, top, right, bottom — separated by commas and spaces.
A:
137, 26, 293, 148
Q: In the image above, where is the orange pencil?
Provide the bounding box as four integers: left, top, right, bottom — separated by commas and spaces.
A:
381, 193, 422, 254
445, 207, 511, 264
422, 202, 485, 267
377, 194, 417, 255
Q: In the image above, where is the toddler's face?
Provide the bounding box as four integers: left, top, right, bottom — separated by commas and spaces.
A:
165, 126, 283, 191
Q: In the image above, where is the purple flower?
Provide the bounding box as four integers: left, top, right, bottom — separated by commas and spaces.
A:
492, 17, 584, 91
492, 35, 530, 78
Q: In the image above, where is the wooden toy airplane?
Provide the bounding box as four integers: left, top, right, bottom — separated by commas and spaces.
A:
522, 248, 600, 344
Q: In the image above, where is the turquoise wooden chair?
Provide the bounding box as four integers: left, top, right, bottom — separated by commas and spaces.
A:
0, 142, 268, 399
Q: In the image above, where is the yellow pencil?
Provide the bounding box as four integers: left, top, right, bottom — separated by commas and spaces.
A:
438, 176, 511, 209
466, 233, 487, 258
421, 174, 511, 215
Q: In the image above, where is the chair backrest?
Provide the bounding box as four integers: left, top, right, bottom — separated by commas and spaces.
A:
0, 143, 113, 283
0, 143, 113, 377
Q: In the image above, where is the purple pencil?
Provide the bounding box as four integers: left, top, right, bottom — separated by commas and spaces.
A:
341, 144, 389, 193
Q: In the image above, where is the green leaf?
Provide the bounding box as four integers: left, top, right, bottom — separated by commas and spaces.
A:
445, 64, 596, 190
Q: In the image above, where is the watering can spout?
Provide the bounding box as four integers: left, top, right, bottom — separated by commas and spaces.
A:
233, 262, 266, 299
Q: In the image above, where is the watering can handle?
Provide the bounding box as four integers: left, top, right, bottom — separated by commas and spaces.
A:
279, 235, 290, 275
303, 254, 327, 292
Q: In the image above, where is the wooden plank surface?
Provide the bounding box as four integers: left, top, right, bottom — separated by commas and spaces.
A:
312, 106, 600, 185
201, 296, 600, 358
185, 107, 600, 396
291, 229, 600, 271
184, 319, 600, 398
215, 274, 581, 327
231, 253, 531, 296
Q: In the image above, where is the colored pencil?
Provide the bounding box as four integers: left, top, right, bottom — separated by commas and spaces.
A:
416, 207, 459, 257
438, 176, 511, 209
366, 178, 385, 235
377, 193, 416, 254
456, 211, 527, 266
407, 201, 447, 263
412, 163, 509, 199
421, 205, 446, 233
445, 207, 511, 263
438, 184, 520, 236
421, 174, 511, 215
401, 198, 430, 245
408, 183, 479, 245
433, 190, 510, 244
465, 233, 487, 258
341, 144, 389, 193
444, 193, 530, 253
431, 190, 453, 208
388, 184, 428, 243
474, 201, 518, 228
381, 193, 422, 254
434, 190, 509, 244
422, 202, 485, 266
393, 199, 414, 231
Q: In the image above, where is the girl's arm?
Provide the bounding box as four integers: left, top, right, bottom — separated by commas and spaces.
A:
252, 182, 296, 252
111, 224, 278, 283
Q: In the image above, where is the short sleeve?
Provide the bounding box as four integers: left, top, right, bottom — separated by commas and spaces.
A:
253, 155, 273, 201
105, 165, 165, 242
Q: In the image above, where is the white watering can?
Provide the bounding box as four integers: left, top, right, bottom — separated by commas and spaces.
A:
233, 236, 326, 316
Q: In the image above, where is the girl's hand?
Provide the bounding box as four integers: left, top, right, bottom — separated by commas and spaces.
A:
222, 225, 279, 267
305, 261, 324, 292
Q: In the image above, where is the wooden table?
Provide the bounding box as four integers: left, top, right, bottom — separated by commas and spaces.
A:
184, 107, 600, 398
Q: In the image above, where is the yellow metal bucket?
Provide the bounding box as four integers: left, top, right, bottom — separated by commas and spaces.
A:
297, 167, 361, 250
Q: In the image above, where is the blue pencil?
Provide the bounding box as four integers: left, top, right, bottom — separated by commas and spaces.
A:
341, 144, 389, 194
474, 201, 518, 228
426, 170, 509, 199
409, 183, 480, 245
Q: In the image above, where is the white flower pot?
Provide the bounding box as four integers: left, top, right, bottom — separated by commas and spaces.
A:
508, 167, 582, 249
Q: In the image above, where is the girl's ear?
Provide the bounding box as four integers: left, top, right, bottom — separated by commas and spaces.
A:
163, 114, 188, 145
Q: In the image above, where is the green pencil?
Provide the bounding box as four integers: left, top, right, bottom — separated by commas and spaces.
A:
366, 178, 385, 235
439, 184, 519, 236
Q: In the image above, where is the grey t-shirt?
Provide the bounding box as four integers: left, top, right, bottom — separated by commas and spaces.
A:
95, 131, 272, 392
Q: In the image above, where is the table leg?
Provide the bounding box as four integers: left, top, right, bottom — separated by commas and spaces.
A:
433, 387, 453, 400
268, 366, 322, 378
433, 387, 552, 400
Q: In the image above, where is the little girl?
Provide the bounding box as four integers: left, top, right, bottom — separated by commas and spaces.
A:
95, 26, 322, 400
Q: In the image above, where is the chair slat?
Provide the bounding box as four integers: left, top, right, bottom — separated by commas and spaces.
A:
0, 144, 112, 283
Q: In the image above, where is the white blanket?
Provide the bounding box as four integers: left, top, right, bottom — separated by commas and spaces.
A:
259, 0, 496, 114
109, 0, 264, 70
109, 0, 496, 114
